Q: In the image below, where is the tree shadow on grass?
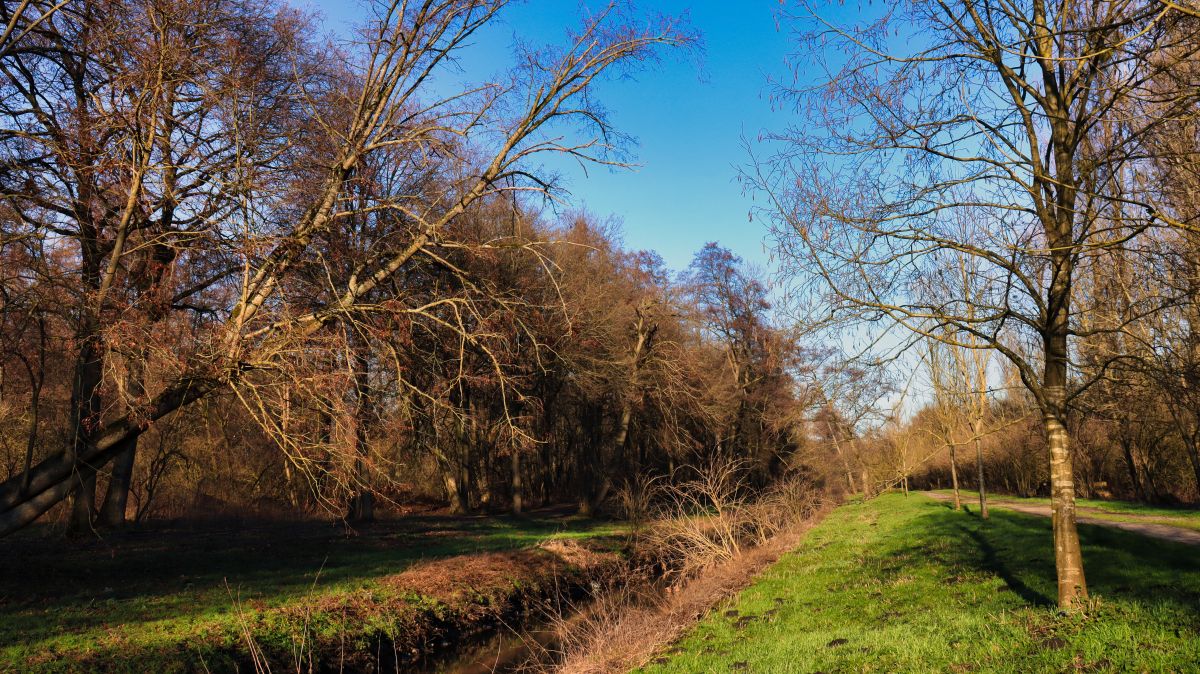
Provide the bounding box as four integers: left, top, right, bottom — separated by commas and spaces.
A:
889, 499, 1200, 620
960, 523, 1053, 606
0, 511, 617, 647
948, 505, 1200, 613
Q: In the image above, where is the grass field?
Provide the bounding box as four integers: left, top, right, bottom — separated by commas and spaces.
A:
0, 513, 624, 672
642, 493, 1200, 673
935, 489, 1200, 532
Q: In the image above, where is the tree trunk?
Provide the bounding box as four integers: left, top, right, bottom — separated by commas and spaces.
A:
0, 378, 215, 536
1045, 410, 1087, 607
830, 434, 856, 495
66, 332, 103, 536
948, 443, 961, 511
1184, 431, 1200, 499
1121, 437, 1144, 502
99, 353, 148, 528
443, 473, 468, 514
347, 345, 374, 523
974, 421, 988, 520
511, 447, 523, 517
348, 489, 374, 522
98, 436, 139, 527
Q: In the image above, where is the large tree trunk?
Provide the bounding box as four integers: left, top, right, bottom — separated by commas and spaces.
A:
1044, 298, 1088, 607
98, 436, 139, 527
1183, 430, 1200, 499
1045, 409, 1087, 608
1041, 74, 1089, 608
99, 354, 147, 528
443, 472, 468, 514
1120, 439, 1142, 502
66, 331, 104, 536
347, 345, 374, 523
0, 378, 215, 537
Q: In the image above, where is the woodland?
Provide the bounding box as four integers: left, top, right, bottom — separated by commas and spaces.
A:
2, 0, 1200, 671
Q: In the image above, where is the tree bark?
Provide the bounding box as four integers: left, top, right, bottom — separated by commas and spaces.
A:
974, 421, 988, 520
1183, 431, 1200, 499
99, 353, 148, 528
510, 447, 523, 516
1045, 409, 1087, 607
948, 443, 961, 511
98, 436, 139, 527
1120, 437, 1144, 502
443, 471, 468, 515
347, 344, 374, 523
66, 330, 103, 536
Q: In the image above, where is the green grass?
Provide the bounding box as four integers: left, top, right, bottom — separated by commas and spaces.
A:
934, 489, 1200, 532
0, 513, 624, 672
642, 493, 1200, 674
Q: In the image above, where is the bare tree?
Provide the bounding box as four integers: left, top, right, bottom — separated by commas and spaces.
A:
757, 0, 1200, 607
0, 0, 694, 535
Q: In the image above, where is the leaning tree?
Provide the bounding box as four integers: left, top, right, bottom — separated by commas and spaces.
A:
0, 0, 692, 535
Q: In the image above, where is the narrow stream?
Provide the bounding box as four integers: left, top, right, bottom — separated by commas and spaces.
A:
429, 578, 664, 673
410, 553, 671, 673
432, 622, 563, 674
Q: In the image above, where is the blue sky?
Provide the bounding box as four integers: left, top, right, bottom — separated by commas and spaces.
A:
301, 0, 795, 275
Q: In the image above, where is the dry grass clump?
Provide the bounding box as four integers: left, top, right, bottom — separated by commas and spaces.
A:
521, 461, 830, 673
643, 459, 826, 582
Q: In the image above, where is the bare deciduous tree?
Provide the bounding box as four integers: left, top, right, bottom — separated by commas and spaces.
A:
757, 0, 1200, 607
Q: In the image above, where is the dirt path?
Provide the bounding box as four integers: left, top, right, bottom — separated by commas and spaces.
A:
923, 492, 1200, 547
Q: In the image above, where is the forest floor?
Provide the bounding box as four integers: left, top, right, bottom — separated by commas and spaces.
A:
930, 489, 1200, 542
640, 493, 1200, 673
0, 509, 627, 672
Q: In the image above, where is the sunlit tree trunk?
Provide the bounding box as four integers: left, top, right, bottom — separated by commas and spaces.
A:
948, 443, 961, 511
974, 420, 988, 520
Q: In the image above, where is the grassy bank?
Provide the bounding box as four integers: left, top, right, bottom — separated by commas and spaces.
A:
934, 489, 1200, 532
642, 493, 1200, 673
0, 513, 625, 672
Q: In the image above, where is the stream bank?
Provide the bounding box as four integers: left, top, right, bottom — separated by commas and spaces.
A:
439, 500, 835, 674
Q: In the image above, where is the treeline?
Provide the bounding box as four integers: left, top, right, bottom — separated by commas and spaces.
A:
853, 387, 1200, 508
0, 0, 817, 534
831, 322, 1200, 506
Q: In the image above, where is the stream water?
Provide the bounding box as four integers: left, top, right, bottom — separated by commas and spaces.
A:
430, 621, 563, 674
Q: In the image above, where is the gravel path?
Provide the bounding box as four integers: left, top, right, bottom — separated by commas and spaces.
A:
923, 492, 1200, 547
